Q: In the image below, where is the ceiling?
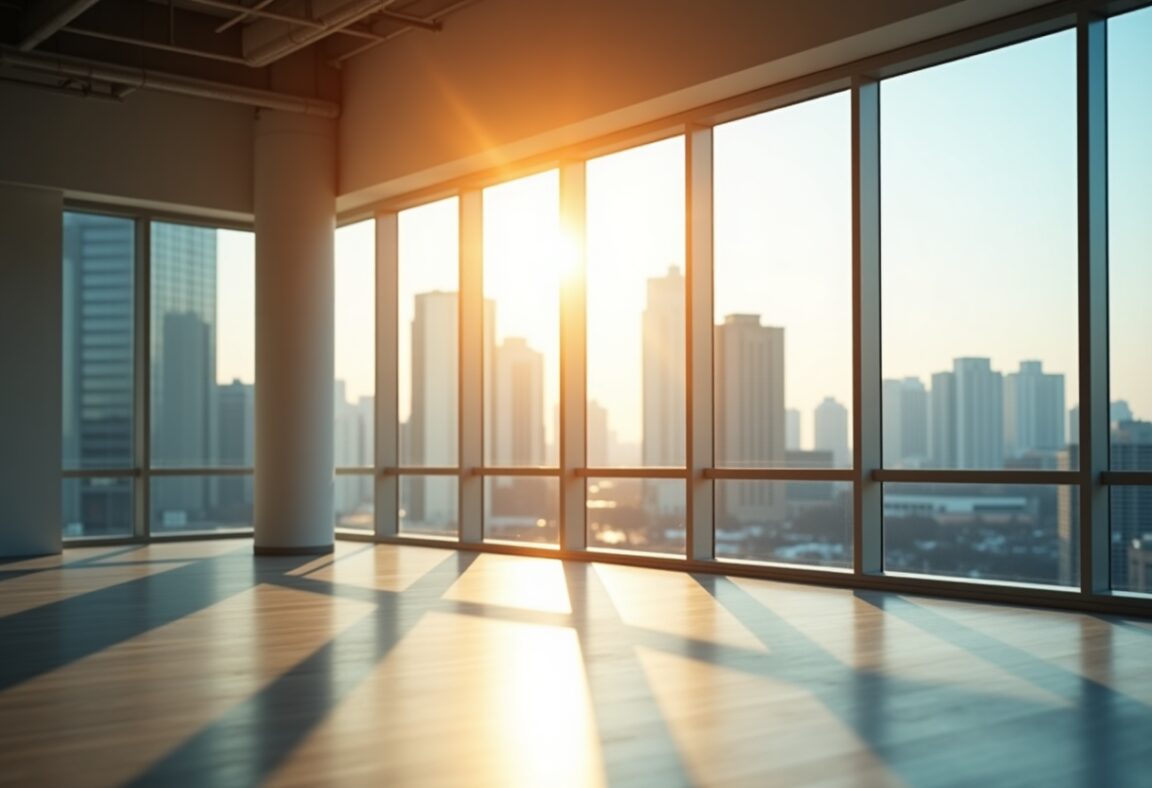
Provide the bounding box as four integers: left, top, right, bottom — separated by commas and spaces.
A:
0, 0, 476, 107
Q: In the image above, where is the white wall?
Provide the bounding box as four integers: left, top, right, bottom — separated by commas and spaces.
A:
337, 0, 1050, 211
0, 182, 63, 557
0, 82, 254, 219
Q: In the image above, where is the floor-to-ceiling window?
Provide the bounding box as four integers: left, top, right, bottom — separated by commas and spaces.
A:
585, 137, 687, 555
62, 212, 255, 539
713, 91, 853, 568
397, 197, 460, 538
1107, 6, 1152, 595
334, 219, 376, 532
150, 221, 255, 535
879, 31, 1078, 586
482, 171, 562, 546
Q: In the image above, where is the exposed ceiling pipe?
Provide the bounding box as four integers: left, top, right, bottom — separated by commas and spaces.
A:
216, 0, 277, 34
60, 26, 251, 65
18, 0, 104, 50
185, 0, 388, 43
239, 0, 402, 67
331, 0, 474, 66
0, 73, 123, 101
0, 46, 340, 116
375, 9, 441, 32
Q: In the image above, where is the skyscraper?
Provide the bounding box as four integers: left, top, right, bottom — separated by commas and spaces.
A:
216, 379, 254, 517
1059, 421, 1152, 589
1004, 360, 1065, 457
408, 290, 460, 526
714, 314, 785, 521
493, 337, 545, 465
1112, 420, 1152, 589
62, 213, 135, 535
641, 267, 686, 515
642, 266, 685, 469
150, 223, 217, 525
814, 397, 849, 468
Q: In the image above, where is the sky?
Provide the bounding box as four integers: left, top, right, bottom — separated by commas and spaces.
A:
215, 6, 1152, 450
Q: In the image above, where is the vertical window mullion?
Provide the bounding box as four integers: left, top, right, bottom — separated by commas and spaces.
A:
1078, 12, 1110, 595
135, 216, 151, 540
560, 161, 588, 553
853, 77, 883, 575
376, 211, 400, 539
687, 125, 715, 562
459, 190, 484, 544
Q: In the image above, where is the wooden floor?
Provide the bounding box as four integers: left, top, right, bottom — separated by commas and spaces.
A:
0, 541, 1149, 787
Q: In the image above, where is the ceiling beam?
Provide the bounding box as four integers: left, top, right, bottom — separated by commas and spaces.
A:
18, 0, 104, 50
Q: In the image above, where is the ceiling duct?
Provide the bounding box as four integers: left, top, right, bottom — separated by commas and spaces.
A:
240, 0, 400, 67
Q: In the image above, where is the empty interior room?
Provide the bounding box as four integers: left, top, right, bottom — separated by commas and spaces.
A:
2, 0, 1152, 785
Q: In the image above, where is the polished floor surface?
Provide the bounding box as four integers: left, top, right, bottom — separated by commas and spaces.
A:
0, 540, 1149, 787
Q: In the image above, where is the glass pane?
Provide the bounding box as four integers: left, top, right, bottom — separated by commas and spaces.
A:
399, 198, 459, 467
586, 137, 686, 467
1108, 7, 1152, 472
714, 92, 852, 468
62, 477, 133, 538
400, 475, 458, 538
587, 477, 684, 555
881, 33, 1077, 471
716, 481, 851, 567
883, 483, 1075, 586
485, 476, 558, 546
62, 212, 135, 470
335, 220, 376, 470
335, 474, 374, 531
150, 475, 252, 533
483, 171, 560, 467
151, 223, 255, 468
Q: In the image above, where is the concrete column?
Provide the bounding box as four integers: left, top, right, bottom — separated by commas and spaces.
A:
0, 182, 63, 558
253, 111, 335, 555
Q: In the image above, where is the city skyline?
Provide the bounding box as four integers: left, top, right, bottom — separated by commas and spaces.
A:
189, 16, 1152, 457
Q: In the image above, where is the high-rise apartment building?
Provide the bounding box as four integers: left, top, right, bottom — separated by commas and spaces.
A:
930, 358, 1003, 469
1004, 360, 1065, 457
814, 397, 850, 468
954, 357, 1003, 469
714, 314, 785, 522
785, 408, 801, 451
930, 370, 956, 468
883, 376, 928, 468
587, 400, 610, 466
